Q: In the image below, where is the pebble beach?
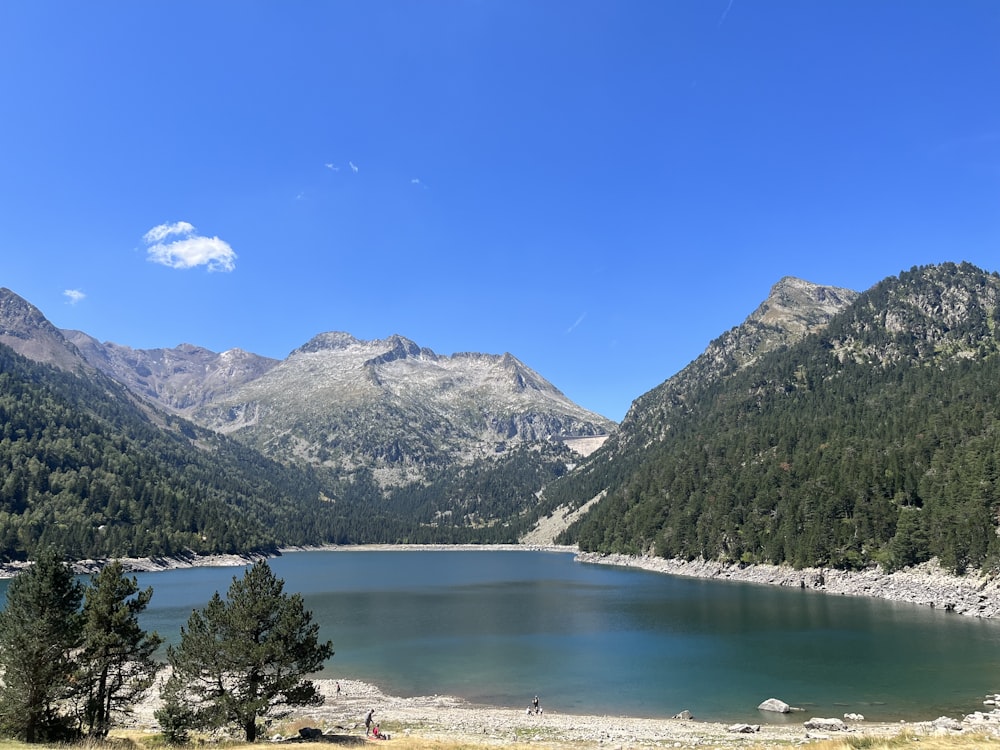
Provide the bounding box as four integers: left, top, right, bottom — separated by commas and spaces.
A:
132, 677, 919, 748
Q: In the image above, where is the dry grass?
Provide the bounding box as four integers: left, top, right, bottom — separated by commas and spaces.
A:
0, 729, 999, 750
812, 733, 1000, 750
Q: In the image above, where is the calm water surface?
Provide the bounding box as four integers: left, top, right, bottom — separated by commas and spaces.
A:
8, 550, 1000, 722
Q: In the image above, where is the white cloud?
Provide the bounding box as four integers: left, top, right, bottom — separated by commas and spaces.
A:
324, 163, 339, 171
349, 161, 359, 173
142, 221, 237, 272
143, 220, 196, 245
63, 289, 86, 305
411, 178, 421, 185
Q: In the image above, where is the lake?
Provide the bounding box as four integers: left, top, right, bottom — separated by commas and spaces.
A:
6, 549, 1000, 723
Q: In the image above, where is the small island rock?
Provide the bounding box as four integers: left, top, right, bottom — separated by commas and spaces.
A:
758, 698, 790, 713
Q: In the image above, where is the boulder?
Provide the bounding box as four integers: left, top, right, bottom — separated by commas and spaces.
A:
758, 698, 790, 713
803, 718, 847, 731
933, 717, 963, 732
844, 712, 865, 721
727, 723, 760, 734
298, 727, 323, 739
672, 710, 694, 720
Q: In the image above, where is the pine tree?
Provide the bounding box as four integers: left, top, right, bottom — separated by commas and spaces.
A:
157, 561, 334, 742
0, 550, 83, 742
77, 560, 163, 738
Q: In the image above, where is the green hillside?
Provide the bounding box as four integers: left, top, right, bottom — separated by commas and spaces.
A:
0, 343, 342, 559
0, 341, 573, 559
554, 262, 1000, 574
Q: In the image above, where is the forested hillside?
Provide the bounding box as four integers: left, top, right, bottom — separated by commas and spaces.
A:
554, 263, 1000, 574
0, 340, 575, 559
0, 343, 339, 559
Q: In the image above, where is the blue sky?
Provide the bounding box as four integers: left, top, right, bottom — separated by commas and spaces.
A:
1, 2, 997, 422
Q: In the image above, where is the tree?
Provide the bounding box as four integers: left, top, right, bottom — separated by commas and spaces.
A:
157, 560, 334, 742
0, 550, 83, 742
77, 560, 163, 738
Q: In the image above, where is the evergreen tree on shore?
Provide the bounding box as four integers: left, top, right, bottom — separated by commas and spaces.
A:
0, 550, 83, 742
157, 561, 334, 742
77, 560, 163, 738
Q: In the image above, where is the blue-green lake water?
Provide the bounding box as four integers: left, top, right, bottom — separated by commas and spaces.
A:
5, 549, 1000, 723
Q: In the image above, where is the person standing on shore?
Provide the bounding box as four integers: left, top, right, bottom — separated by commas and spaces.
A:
365, 708, 375, 736
532, 696, 540, 714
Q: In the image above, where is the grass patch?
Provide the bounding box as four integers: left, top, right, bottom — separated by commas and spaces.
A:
0, 730, 999, 750
820, 733, 1000, 750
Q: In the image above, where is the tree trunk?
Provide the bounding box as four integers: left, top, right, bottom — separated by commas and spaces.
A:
244, 717, 258, 742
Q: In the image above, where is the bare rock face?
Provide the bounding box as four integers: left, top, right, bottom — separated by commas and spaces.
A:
187, 333, 615, 483
0, 288, 91, 372
63, 331, 279, 411
1, 285, 614, 488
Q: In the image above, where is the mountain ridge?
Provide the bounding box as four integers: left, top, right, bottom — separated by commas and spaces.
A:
0, 287, 614, 491
554, 261, 1000, 575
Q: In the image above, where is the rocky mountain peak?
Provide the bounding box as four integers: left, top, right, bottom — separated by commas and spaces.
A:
613, 277, 859, 447
750, 276, 858, 335
291, 331, 361, 355
364, 335, 434, 367
0, 288, 90, 371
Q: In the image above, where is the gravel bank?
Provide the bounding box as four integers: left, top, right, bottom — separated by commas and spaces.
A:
130, 677, 931, 748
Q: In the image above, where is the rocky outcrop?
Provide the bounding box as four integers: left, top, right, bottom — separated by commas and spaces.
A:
614, 277, 858, 447
63, 332, 279, 411
0, 288, 91, 371
186, 333, 615, 484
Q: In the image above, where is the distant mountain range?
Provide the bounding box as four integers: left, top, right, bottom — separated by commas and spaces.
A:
5, 261, 1000, 573
0, 286, 613, 558
4, 290, 614, 484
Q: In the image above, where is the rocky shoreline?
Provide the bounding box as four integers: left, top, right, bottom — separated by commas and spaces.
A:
125, 677, 1000, 748
575, 553, 1000, 618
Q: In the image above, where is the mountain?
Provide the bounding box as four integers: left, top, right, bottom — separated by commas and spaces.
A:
0, 326, 336, 560
65, 328, 613, 487
550, 262, 1000, 574
0, 287, 614, 557
183, 332, 614, 484
0, 288, 93, 373
62, 331, 279, 411
537, 276, 859, 521
616, 276, 858, 449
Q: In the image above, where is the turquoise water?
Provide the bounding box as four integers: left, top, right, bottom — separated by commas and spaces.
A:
5, 549, 1000, 722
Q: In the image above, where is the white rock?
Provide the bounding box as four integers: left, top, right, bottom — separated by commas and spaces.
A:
758, 698, 791, 713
